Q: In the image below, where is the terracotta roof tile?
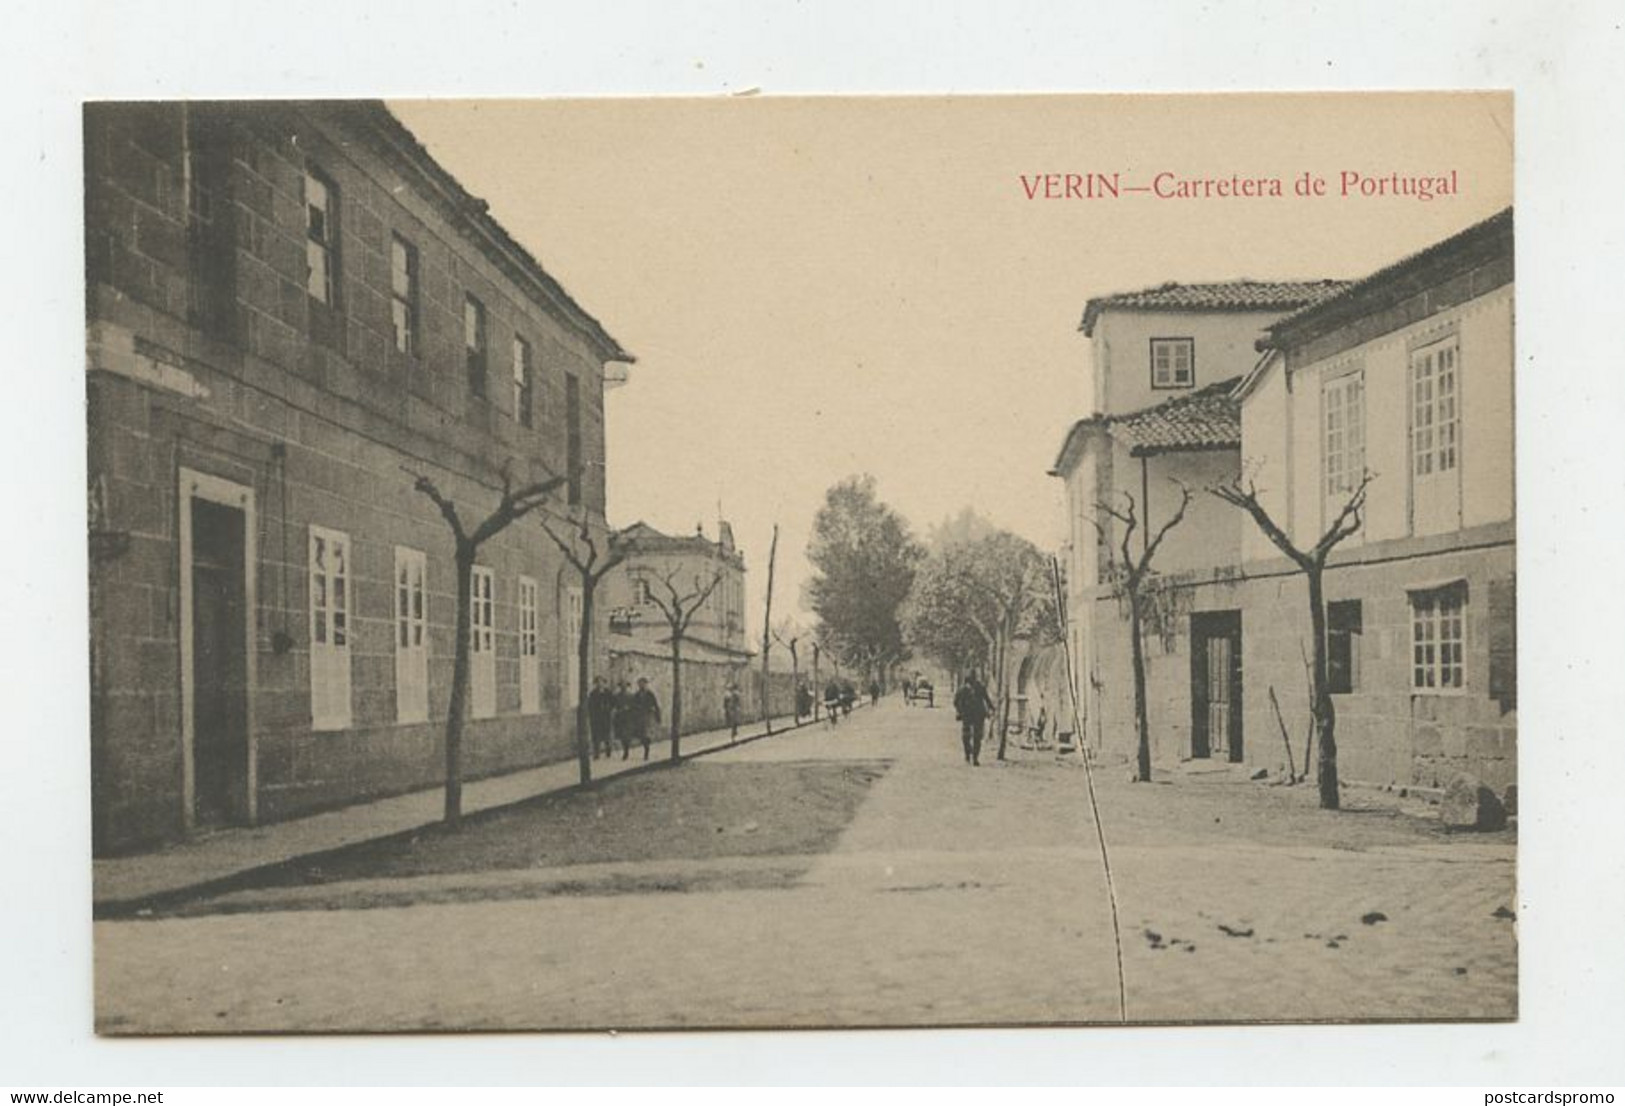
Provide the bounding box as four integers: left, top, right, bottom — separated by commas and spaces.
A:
1107, 376, 1242, 456
1079, 279, 1352, 335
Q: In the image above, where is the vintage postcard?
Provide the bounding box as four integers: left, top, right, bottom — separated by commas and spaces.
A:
85, 92, 1515, 1032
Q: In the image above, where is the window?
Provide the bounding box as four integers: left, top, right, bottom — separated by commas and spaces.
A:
470, 566, 496, 718
304, 170, 338, 306
518, 575, 540, 715
513, 335, 534, 428
464, 295, 488, 398
394, 547, 429, 724
565, 372, 583, 504
390, 236, 419, 356
1323, 371, 1366, 498
1327, 600, 1362, 695
1411, 338, 1459, 479
1411, 584, 1466, 692
309, 526, 353, 730
1150, 337, 1195, 389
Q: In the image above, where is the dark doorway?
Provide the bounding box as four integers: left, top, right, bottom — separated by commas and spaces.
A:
190, 498, 249, 829
1190, 611, 1243, 762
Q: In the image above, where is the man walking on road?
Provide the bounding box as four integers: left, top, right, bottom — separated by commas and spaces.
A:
723, 682, 742, 739
953, 672, 995, 766
630, 677, 662, 760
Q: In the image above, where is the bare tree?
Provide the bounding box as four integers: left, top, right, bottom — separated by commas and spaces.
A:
1212, 471, 1373, 810
641, 561, 726, 759
1093, 484, 1192, 783
771, 619, 800, 719
537, 513, 630, 787
406, 466, 567, 828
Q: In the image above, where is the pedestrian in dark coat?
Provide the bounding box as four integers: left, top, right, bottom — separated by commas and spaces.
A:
953, 672, 996, 766
587, 675, 616, 759
723, 683, 742, 739
612, 679, 635, 759
823, 679, 842, 727
630, 677, 662, 760
868, 680, 881, 707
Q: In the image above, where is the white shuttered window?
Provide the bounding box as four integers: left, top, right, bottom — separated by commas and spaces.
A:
470, 566, 496, 718
309, 526, 353, 730
394, 547, 429, 724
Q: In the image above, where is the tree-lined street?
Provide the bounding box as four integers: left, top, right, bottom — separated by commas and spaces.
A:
96, 698, 1515, 1032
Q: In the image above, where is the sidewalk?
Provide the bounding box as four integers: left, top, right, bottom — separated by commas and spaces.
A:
93, 706, 851, 913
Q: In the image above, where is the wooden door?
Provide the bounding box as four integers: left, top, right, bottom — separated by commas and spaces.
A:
190, 498, 248, 828
1190, 611, 1243, 763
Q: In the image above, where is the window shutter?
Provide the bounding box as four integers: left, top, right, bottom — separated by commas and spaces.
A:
1487, 576, 1517, 711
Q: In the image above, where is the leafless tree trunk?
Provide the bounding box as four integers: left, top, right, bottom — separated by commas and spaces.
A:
643, 561, 725, 760
406, 466, 567, 828
1094, 485, 1192, 783
538, 516, 629, 787
1212, 471, 1372, 810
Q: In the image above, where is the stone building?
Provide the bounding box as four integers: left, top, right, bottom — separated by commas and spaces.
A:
603, 520, 748, 657
1049, 211, 1516, 799
601, 521, 761, 735
85, 101, 633, 853
1051, 280, 1351, 764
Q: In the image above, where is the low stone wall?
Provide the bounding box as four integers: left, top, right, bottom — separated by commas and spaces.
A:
607, 644, 802, 738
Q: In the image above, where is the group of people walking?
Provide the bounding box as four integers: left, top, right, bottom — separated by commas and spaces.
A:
582, 667, 993, 766
585, 676, 663, 761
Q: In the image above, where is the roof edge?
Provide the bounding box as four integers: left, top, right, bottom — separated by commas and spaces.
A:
346, 102, 637, 366
1262, 207, 1513, 350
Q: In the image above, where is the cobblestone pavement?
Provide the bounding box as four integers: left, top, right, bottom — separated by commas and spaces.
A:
95, 699, 1515, 1032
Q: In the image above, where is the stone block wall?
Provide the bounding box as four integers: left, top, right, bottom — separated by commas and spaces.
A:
86, 102, 626, 853
1081, 531, 1516, 797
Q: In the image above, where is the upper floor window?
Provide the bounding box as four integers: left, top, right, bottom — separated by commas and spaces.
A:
390, 235, 419, 356
464, 295, 488, 398
565, 372, 583, 505
513, 335, 534, 428
1323, 370, 1366, 498
304, 169, 338, 307
1150, 337, 1195, 389
1411, 338, 1459, 478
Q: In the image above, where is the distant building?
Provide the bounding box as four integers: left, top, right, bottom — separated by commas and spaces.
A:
601, 521, 758, 735
1049, 213, 1516, 799
603, 521, 749, 660
86, 101, 633, 854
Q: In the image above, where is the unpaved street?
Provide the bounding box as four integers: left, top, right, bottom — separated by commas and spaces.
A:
96, 701, 1515, 1031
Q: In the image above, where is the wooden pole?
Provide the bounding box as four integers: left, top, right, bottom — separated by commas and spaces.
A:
759, 523, 778, 733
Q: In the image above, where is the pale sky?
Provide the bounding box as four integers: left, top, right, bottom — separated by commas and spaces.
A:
390, 94, 1513, 635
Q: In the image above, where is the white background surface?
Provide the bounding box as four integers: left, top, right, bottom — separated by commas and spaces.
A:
2, 0, 1622, 1086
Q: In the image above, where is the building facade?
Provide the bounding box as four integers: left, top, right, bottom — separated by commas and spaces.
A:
1050, 213, 1516, 799
1052, 281, 1351, 765
86, 101, 633, 854
600, 520, 759, 735
603, 520, 749, 657
1235, 209, 1516, 794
